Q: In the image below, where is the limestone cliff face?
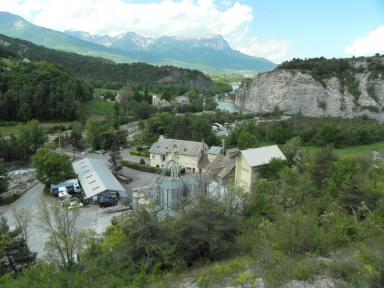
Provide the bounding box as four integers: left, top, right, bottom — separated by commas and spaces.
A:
235, 69, 384, 122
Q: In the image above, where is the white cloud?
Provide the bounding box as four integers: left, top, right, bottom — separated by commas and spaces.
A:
0, 0, 290, 62
345, 26, 384, 56
236, 37, 290, 63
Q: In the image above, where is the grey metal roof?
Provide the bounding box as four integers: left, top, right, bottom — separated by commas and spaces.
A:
241, 145, 286, 167
72, 158, 126, 199
149, 138, 208, 156
208, 146, 222, 155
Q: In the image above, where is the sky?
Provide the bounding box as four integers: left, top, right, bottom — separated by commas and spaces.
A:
0, 0, 383, 63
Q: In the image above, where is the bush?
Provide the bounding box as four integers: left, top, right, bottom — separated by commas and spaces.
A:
122, 160, 157, 173
0, 193, 21, 205
129, 150, 150, 157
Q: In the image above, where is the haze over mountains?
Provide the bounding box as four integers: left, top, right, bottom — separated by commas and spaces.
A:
0, 11, 276, 74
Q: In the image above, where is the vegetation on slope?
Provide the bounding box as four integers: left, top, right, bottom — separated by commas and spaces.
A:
278, 55, 384, 99
227, 117, 384, 149
0, 57, 92, 121
1, 142, 384, 287
0, 33, 213, 90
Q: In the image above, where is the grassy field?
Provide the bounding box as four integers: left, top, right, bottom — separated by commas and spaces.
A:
305, 141, 384, 159
0, 125, 19, 136
82, 98, 115, 116
0, 121, 72, 136
94, 88, 118, 97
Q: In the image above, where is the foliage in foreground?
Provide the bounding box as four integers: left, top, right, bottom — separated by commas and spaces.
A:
2, 146, 384, 287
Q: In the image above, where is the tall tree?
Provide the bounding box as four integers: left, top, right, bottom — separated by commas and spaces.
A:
38, 201, 84, 268
17, 119, 47, 157
32, 148, 76, 187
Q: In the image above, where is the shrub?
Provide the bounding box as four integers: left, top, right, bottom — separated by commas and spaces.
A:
122, 160, 157, 173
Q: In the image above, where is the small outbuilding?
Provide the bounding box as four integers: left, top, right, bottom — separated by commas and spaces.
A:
235, 145, 286, 191
72, 158, 128, 202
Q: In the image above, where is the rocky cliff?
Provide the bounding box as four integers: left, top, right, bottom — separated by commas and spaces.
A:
235, 57, 384, 121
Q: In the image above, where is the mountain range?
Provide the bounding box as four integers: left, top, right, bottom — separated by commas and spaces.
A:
0, 11, 276, 74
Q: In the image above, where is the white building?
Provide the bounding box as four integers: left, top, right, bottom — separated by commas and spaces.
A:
149, 136, 209, 173
235, 145, 286, 191
72, 158, 127, 200
152, 95, 171, 108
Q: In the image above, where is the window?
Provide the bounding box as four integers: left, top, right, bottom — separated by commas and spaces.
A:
162, 155, 165, 161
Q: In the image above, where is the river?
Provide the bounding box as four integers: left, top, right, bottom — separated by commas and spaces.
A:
214, 82, 254, 114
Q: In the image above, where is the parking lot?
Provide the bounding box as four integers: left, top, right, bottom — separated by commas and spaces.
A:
0, 154, 160, 257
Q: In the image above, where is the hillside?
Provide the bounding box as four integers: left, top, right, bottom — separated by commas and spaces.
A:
0, 55, 92, 121
66, 30, 276, 73
0, 33, 212, 89
235, 56, 384, 121
0, 11, 276, 74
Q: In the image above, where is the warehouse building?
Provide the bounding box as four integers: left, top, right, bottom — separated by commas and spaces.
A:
72, 158, 128, 201
235, 145, 286, 191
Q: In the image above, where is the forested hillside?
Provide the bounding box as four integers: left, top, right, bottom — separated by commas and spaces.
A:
0, 33, 212, 89
0, 56, 92, 121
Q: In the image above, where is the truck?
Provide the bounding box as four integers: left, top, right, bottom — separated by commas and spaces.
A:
50, 179, 81, 196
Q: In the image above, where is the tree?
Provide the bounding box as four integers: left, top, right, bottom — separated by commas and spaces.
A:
0, 159, 8, 194
109, 137, 123, 175
17, 119, 47, 157
38, 201, 84, 268
176, 196, 240, 264
32, 148, 76, 187
13, 208, 32, 244
258, 158, 288, 180
0, 216, 36, 276
311, 145, 337, 189
70, 121, 83, 149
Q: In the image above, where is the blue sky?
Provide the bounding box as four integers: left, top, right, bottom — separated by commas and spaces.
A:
243, 0, 384, 60
0, 0, 383, 63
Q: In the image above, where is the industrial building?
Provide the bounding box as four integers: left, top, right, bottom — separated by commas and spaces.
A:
72, 158, 128, 201
235, 145, 286, 191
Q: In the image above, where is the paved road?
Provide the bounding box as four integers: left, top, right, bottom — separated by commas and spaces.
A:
0, 183, 50, 256
0, 182, 126, 257
0, 148, 157, 257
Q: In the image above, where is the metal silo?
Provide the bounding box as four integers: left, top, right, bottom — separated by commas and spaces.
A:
155, 179, 187, 210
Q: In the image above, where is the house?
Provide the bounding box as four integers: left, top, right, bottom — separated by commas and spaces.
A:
206, 148, 240, 185
152, 95, 171, 108
175, 95, 190, 105
235, 145, 286, 191
72, 158, 128, 201
207, 146, 222, 162
149, 136, 209, 173
115, 92, 121, 103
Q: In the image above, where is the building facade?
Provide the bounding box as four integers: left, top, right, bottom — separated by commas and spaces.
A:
235, 145, 286, 191
149, 136, 209, 173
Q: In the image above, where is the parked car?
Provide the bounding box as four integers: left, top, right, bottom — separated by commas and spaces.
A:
98, 195, 118, 208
